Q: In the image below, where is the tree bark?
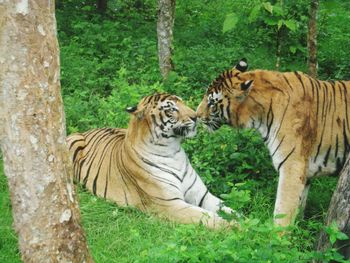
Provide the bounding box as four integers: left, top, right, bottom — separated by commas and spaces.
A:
0, 1, 93, 262
316, 156, 350, 260
275, 28, 282, 70
157, 0, 176, 79
97, 0, 107, 13
307, 0, 319, 78
275, 0, 283, 70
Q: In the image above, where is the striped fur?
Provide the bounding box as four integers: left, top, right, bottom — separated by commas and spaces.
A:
67, 93, 233, 228
196, 59, 350, 226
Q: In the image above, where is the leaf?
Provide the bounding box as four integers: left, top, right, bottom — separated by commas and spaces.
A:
249, 4, 261, 23
289, 46, 297, 54
277, 20, 283, 30
263, 17, 278, 26
223, 13, 238, 33
336, 232, 349, 241
274, 214, 286, 219
273, 5, 283, 16
284, 20, 297, 32
330, 235, 337, 245
262, 2, 273, 14
81, 6, 92, 11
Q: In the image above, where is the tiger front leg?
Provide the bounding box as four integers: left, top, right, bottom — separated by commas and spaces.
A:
157, 199, 234, 229
183, 173, 233, 215
199, 191, 234, 215
273, 159, 308, 227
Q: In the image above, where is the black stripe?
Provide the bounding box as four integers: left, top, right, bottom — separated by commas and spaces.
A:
314, 123, 325, 163
263, 99, 274, 142
282, 75, 294, 91
321, 82, 327, 120
323, 146, 332, 167
307, 75, 315, 98
72, 146, 84, 162
331, 81, 336, 114
155, 197, 183, 202
294, 71, 306, 97
92, 137, 116, 195
343, 120, 350, 163
335, 135, 339, 158
198, 190, 209, 207
133, 150, 183, 182
271, 136, 285, 157
340, 81, 349, 130
277, 147, 295, 171
314, 80, 321, 120
226, 98, 231, 121
184, 174, 198, 197
82, 131, 114, 187
269, 96, 290, 148
68, 138, 85, 150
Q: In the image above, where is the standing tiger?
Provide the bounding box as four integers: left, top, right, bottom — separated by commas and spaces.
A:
67, 93, 234, 229
196, 58, 350, 227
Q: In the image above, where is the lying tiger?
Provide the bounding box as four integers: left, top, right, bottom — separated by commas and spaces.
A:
67, 93, 233, 229
197, 59, 350, 227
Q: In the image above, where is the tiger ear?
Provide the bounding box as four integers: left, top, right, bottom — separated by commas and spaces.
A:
235, 58, 248, 72
125, 106, 137, 113
126, 106, 145, 119
240, 80, 253, 91
236, 80, 253, 102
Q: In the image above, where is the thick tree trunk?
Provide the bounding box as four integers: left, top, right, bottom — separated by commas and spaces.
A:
307, 0, 319, 78
157, 0, 176, 79
97, 0, 107, 13
0, 1, 93, 262
316, 156, 350, 260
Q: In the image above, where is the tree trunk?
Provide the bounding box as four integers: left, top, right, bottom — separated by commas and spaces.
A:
275, 28, 282, 70
0, 1, 93, 262
307, 0, 319, 78
275, 0, 283, 70
97, 0, 107, 13
157, 0, 176, 79
316, 156, 350, 260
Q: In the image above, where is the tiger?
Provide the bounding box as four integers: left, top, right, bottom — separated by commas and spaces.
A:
67, 93, 234, 229
196, 58, 350, 227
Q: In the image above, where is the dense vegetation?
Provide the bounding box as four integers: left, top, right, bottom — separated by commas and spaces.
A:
1, 0, 350, 262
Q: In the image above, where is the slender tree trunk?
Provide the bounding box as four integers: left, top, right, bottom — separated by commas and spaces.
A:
275, 28, 282, 70
157, 0, 176, 79
316, 156, 350, 260
0, 1, 93, 262
97, 0, 107, 13
275, 0, 283, 70
307, 0, 319, 78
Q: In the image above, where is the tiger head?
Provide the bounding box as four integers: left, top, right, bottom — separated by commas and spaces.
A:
196, 58, 254, 131
126, 93, 198, 142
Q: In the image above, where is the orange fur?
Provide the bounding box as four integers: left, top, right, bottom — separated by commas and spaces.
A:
68, 93, 235, 228
197, 59, 350, 226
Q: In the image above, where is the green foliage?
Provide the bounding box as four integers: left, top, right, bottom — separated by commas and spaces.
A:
0, 160, 21, 263
325, 221, 349, 246
222, 13, 238, 33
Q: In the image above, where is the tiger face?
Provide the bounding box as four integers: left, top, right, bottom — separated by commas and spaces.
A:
196, 59, 254, 131
127, 93, 198, 140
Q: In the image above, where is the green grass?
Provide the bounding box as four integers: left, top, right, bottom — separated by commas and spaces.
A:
0, 158, 339, 262
0, 161, 21, 263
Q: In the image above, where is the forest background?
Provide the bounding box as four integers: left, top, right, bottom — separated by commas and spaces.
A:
1, 0, 350, 262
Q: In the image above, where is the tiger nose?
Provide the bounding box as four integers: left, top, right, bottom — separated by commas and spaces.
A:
190, 116, 197, 122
